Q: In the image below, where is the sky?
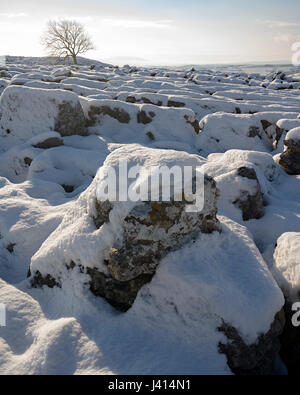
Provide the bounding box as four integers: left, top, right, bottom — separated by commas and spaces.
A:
1, 0, 300, 66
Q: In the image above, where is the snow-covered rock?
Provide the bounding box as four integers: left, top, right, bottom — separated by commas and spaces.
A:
29, 145, 220, 310
286, 127, 300, 143
206, 149, 281, 183
273, 232, 300, 303
61, 77, 107, 90
0, 178, 67, 282
27, 144, 109, 191
50, 67, 72, 79
277, 119, 300, 133
80, 98, 199, 147
196, 113, 273, 155
278, 127, 300, 174
202, 150, 284, 223
0, 86, 87, 147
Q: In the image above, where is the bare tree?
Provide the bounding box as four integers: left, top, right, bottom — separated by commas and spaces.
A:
42, 20, 95, 65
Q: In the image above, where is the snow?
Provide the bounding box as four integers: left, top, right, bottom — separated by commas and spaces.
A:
277, 119, 300, 132
273, 232, 300, 302
0, 58, 300, 375
0, 216, 284, 374
0, 178, 67, 283
286, 127, 300, 141
27, 146, 107, 190
61, 77, 107, 90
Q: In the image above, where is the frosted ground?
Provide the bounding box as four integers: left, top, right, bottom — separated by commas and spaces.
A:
0, 56, 299, 375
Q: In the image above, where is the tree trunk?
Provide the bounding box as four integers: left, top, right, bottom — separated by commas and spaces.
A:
72, 54, 78, 65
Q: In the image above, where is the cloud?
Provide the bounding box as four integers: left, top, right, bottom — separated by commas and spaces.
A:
0, 13, 27, 19
274, 33, 300, 43
256, 19, 300, 28
68, 16, 94, 22
102, 18, 175, 29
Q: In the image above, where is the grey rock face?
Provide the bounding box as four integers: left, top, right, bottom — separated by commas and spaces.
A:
219, 309, 286, 375
248, 126, 261, 139
24, 157, 32, 166
87, 268, 154, 312
125, 95, 163, 106
261, 120, 273, 131
168, 99, 185, 108
146, 131, 155, 141
260, 120, 284, 149
87, 104, 131, 126
126, 96, 137, 103
88, 175, 221, 311
141, 97, 163, 106
137, 110, 154, 124
233, 167, 264, 221
30, 270, 61, 289
55, 102, 88, 137
184, 115, 200, 134
279, 139, 300, 175
33, 137, 63, 149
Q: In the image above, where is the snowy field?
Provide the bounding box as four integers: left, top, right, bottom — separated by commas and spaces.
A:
0, 57, 299, 375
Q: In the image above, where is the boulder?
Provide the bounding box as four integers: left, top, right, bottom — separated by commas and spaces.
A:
0, 85, 87, 143
80, 98, 199, 146
219, 309, 285, 375
51, 68, 72, 79
204, 158, 265, 222
196, 113, 273, 155
29, 145, 220, 311
0, 132, 64, 183
279, 127, 300, 175
89, 174, 220, 311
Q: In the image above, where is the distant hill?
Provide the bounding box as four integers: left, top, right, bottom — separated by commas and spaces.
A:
4, 55, 113, 68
